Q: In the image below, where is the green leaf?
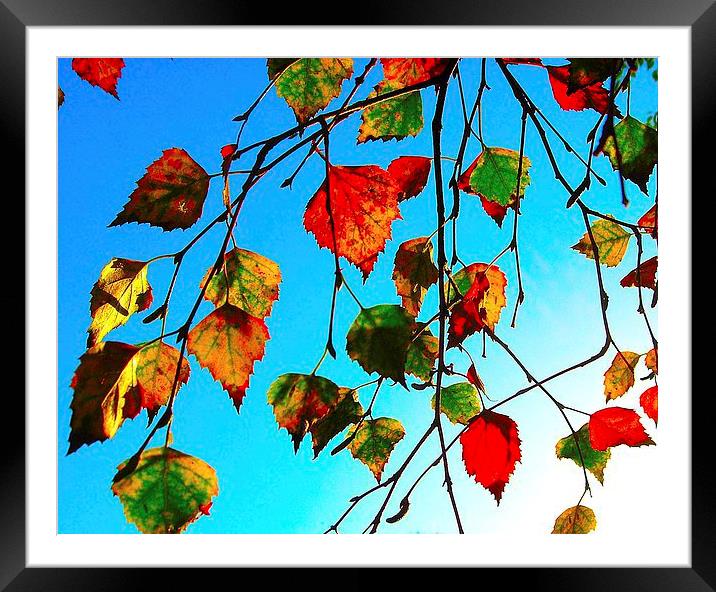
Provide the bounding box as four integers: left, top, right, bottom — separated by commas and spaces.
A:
599, 116, 657, 194
571, 218, 632, 267
406, 326, 439, 382
357, 80, 423, 143
555, 423, 611, 484
431, 382, 482, 425
458, 147, 531, 206
346, 304, 415, 386
267, 373, 341, 451
111, 447, 218, 534
552, 505, 597, 534
201, 247, 281, 319
348, 417, 406, 482
274, 58, 353, 124
310, 388, 364, 458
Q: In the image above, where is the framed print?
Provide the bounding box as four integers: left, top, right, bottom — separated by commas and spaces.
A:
7, 0, 708, 588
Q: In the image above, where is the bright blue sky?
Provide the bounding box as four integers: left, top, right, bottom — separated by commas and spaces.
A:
58, 58, 657, 534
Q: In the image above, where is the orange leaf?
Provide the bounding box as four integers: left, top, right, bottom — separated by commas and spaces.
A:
187, 304, 269, 412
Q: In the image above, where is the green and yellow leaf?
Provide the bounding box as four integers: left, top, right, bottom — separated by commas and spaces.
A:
604, 351, 642, 401
552, 505, 597, 534
201, 247, 281, 319
112, 447, 218, 534
358, 80, 423, 143
310, 387, 364, 458
599, 115, 658, 194
392, 237, 438, 317
571, 218, 632, 267
432, 382, 482, 425
457, 147, 531, 206
406, 327, 439, 382
274, 58, 354, 124
348, 417, 406, 482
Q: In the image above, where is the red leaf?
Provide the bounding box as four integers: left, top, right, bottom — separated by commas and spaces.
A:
640, 386, 658, 425
620, 256, 657, 290
547, 65, 611, 114
72, 58, 125, 99
387, 156, 431, 202
460, 411, 521, 504
220, 143, 237, 175
501, 58, 544, 66
589, 407, 655, 451
380, 58, 452, 87
466, 363, 486, 395
447, 273, 490, 348
199, 502, 213, 516
303, 164, 401, 279
638, 204, 658, 239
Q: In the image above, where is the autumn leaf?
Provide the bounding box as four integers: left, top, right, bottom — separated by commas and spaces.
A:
274, 58, 354, 124
266, 373, 341, 451
58, 87, 65, 108
310, 388, 364, 458
552, 505, 597, 534
604, 351, 642, 402
348, 417, 405, 482
392, 237, 438, 316
220, 143, 236, 209
380, 58, 452, 87
110, 148, 210, 231
432, 382, 482, 425
565, 58, 619, 94
466, 363, 487, 396
304, 164, 401, 279
358, 80, 423, 143
447, 263, 508, 347
87, 258, 153, 348
346, 305, 415, 386
405, 326, 439, 382
72, 58, 125, 98
598, 116, 658, 194
640, 385, 658, 425
555, 423, 611, 484
547, 65, 611, 114
201, 248, 281, 318
387, 156, 432, 202
266, 58, 299, 81
112, 447, 218, 534
571, 218, 631, 267
638, 204, 657, 239
589, 407, 655, 451
620, 256, 657, 290
187, 304, 269, 412
460, 411, 521, 504
457, 147, 531, 207
479, 195, 510, 227
68, 341, 190, 453
645, 348, 658, 375
121, 341, 191, 423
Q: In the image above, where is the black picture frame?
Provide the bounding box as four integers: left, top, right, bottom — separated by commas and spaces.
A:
5, 1, 705, 588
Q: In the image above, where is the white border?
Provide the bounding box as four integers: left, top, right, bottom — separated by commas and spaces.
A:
28, 26, 691, 566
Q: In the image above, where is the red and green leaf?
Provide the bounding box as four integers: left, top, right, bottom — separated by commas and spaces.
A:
358, 80, 424, 143
458, 147, 531, 207
110, 148, 210, 231
547, 65, 611, 114
310, 388, 364, 458
380, 58, 452, 88
555, 423, 611, 484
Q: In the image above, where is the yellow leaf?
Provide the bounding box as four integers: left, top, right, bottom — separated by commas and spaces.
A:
87, 258, 152, 347
603, 351, 641, 401
645, 348, 658, 375
572, 218, 632, 267
552, 505, 597, 534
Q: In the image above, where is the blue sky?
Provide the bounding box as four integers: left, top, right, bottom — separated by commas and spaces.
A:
58, 58, 657, 534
